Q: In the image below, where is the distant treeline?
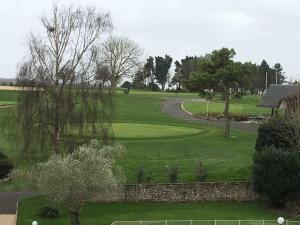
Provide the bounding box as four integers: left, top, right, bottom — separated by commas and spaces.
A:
124, 49, 285, 94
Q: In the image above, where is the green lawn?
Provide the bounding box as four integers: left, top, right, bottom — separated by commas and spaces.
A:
0, 90, 284, 224
182, 95, 272, 116
17, 197, 283, 225
113, 123, 204, 140
183, 101, 271, 116
0, 89, 257, 185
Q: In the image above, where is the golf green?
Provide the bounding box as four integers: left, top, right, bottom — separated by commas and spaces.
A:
113, 123, 204, 139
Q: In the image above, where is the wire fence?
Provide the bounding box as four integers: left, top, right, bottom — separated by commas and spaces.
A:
111, 220, 300, 225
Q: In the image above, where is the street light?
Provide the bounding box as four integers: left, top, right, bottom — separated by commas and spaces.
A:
32, 221, 38, 225
277, 217, 285, 225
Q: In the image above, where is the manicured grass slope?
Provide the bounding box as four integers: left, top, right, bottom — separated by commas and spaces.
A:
113, 92, 256, 182
0, 89, 257, 183
17, 197, 282, 225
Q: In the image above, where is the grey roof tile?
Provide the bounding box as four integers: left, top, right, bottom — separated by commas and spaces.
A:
258, 84, 300, 108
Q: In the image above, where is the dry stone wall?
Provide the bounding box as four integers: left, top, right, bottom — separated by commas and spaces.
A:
122, 182, 259, 202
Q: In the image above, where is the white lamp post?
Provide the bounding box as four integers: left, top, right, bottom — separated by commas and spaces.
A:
32, 221, 38, 225
277, 217, 285, 225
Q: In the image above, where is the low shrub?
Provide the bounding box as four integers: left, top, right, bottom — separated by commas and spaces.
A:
131, 81, 146, 90
137, 166, 146, 183
39, 206, 60, 219
0, 151, 13, 179
200, 112, 248, 121
232, 113, 248, 121
146, 172, 152, 183
168, 166, 179, 183
147, 82, 160, 91
196, 162, 207, 182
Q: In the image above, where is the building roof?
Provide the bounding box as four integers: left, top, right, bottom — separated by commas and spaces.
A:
258, 84, 300, 108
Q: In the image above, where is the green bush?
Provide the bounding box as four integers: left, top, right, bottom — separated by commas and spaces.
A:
255, 117, 292, 151
0, 151, 13, 179
168, 166, 179, 183
131, 81, 146, 90
253, 148, 300, 206
232, 113, 248, 121
39, 206, 60, 218
147, 82, 160, 91
137, 166, 146, 183
214, 113, 248, 121
196, 162, 207, 182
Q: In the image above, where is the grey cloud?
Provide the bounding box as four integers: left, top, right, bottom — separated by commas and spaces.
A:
0, 0, 300, 80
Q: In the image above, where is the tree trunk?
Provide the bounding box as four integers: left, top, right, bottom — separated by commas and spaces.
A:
70, 210, 81, 225
53, 90, 61, 153
53, 127, 60, 153
224, 90, 230, 138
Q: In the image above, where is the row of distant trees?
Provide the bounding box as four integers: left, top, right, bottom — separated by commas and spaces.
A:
130, 52, 285, 94
128, 49, 285, 138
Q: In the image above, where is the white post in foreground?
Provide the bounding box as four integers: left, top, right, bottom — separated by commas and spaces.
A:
277, 217, 285, 225
265, 71, 268, 92
206, 100, 209, 119
32, 221, 38, 225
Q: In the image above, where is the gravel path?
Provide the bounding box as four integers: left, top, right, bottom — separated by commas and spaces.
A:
161, 98, 258, 132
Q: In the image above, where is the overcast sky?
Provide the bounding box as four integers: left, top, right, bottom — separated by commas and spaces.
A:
1, 0, 300, 81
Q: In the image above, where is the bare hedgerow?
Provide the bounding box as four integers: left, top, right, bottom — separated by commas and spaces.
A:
280, 94, 300, 151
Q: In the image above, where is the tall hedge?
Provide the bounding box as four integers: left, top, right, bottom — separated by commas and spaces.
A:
255, 117, 291, 151
253, 148, 300, 205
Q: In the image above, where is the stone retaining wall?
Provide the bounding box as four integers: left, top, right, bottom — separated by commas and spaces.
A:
123, 182, 259, 202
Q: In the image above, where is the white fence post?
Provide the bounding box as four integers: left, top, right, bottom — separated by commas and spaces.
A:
215, 220, 217, 225
190, 220, 192, 225
165, 220, 168, 225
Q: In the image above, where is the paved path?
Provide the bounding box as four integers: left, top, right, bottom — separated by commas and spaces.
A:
0, 192, 33, 225
0, 192, 34, 214
0, 214, 16, 225
161, 98, 258, 132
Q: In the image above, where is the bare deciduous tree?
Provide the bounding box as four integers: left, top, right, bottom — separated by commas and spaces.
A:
101, 35, 143, 85
12, 141, 125, 225
14, 5, 114, 160
281, 95, 300, 151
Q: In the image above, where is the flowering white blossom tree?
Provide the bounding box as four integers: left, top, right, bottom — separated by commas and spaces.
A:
12, 141, 125, 225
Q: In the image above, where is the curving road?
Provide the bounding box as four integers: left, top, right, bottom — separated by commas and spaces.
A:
161, 98, 259, 132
